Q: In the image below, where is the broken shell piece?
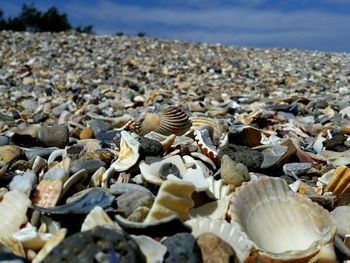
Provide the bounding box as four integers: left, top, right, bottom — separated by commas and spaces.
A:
32, 156, 47, 175
145, 180, 195, 222
255, 144, 288, 169
12, 223, 52, 251
9, 170, 37, 196
229, 177, 336, 262
185, 217, 253, 262
131, 235, 167, 263
81, 206, 120, 231
32, 179, 63, 208
161, 134, 176, 153
140, 155, 187, 185
0, 236, 26, 258
90, 166, 106, 187
228, 125, 262, 147
32, 228, 66, 263
0, 189, 31, 237
110, 131, 140, 172
189, 197, 229, 220
325, 166, 350, 194
190, 116, 225, 141
131, 106, 192, 136
194, 129, 219, 162
206, 177, 235, 200
61, 169, 89, 198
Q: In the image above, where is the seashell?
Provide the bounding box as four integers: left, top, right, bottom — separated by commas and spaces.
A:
32, 156, 47, 175
189, 197, 229, 220
161, 134, 176, 153
190, 151, 216, 171
115, 214, 190, 237
9, 170, 37, 196
145, 131, 194, 148
32, 228, 66, 263
0, 236, 26, 258
206, 177, 235, 200
127, 206, 150, 222
12, 223, 52, 251
317, 169, 336, 187
81, 206, 121, 231
47, 149, 64, 166
131, 235, 167, 263
109, 183, 154, 196
254, 144, 288, 169
131, 106, 192, 136
190, 116, 225, 139
228, 125, 262, 147
194, 129, 219, 162
76, 138, 102, 153
228, 177, 336, 262
90, 166, 106, 187
185, 217, 253, 262
110, 130, 140, 172
32, 179, 63, 208
32, 188, 114, 214
145, 180, 195, 222
324, 166, 350, 194
60, 169, 88, 198
0, 189, 31, 237
117, 189, 154, 217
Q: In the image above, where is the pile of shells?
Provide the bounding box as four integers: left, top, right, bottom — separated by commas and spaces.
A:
1, 30, 350, 262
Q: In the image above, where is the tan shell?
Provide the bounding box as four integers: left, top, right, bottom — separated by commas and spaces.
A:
229, 177, 336, 262
81, 206, 121, 231
32, 179, 63, 208
206, 177, 235, 200
0, 189, 31, 237
324, 165, 350, 194
131, 235, 167, 263
0, 236, 26, 257
190, 116, 225, 138
228, 126, 262, 147
144, 180, 195, 222
12, 223, 52, 251
131, 106, 192, 136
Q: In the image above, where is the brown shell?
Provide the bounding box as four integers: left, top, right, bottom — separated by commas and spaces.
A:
324, 166, 350, 194
131, 106, 192, 136
32, 179, 63, 208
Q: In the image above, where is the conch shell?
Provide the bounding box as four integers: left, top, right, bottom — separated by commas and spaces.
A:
228, 177, 336, 262
130, 105, 192, 136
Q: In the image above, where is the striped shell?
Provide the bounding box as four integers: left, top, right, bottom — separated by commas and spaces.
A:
32, 179, 63, 208
324, 165, 350, 194
190, 116, 225, 137
131, 106, 192, 136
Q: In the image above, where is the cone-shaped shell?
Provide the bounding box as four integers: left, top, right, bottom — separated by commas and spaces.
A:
229, 177, 336, 262
324, 165, 350, 194
132, 106, 192, 136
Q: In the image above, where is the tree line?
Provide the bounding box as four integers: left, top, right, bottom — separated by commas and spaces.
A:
0, 4, 93, 33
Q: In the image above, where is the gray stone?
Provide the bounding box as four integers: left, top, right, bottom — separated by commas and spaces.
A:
117, 189, 153, 217
137, 136, 163, 156
220, 155, 250, 186
218, 144, 263, 170
42, 226, 146, 263
0, 135, 10, 146
37, 125, 69, 148
159, 162, 181, 179
70, 159, 106, 175
89, 119, 113, 136
162, 233, 201, 263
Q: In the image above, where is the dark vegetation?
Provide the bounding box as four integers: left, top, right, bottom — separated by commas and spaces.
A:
0, 4, 93, 33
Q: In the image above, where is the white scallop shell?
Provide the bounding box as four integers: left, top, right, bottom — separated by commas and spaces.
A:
0, 189, 31, 237
185, 217, 253, 262
228, 177, 336, 262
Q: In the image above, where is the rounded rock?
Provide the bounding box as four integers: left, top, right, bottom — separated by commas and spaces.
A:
159, 162, 181, 179
0, 145, 24, 167
220, 155, 250, 186
137, 136, 163, 156
79, 127, 94, 140
37, 125, 69, 148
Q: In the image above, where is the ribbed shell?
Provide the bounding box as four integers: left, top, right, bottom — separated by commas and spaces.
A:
229, 177, 336, 262
191, 116, 225, 137
324, 165, 350, 194
132, 106, 192, 136
32, 179, 62, 208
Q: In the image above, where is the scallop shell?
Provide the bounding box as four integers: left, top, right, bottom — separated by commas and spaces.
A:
132, 106, 192, 136
206, 177, 235, 200
32, 228, 67, 263
190, 116, 225, 138
185, 217, 253, 262
81, 206, 121, 231
189, 197, 229, 220
131, 235, 167, 263
0, 189, 31, 237
144, 180, 195, 222
228, 177, 336, 262
194, 129, 219, 162
32, 179, 63, 208
324, 165, 350, 194
110, 130, 140, 172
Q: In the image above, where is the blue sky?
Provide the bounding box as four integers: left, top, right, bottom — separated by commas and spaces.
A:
1, 0, 350, 52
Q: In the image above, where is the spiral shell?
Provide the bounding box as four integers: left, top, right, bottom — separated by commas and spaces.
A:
131, 106, 192, 136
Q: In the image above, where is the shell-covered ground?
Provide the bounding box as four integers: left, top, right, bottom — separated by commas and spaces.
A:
1, 31, 350, 262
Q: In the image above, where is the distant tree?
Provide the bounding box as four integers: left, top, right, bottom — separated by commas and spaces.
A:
137, 32, 146, 37
0, 4, 93, 33
116, 32, 124, 36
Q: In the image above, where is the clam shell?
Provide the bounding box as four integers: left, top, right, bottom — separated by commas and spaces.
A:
228, 177, 336, 262
145, 180, 195, 222
194, 129, 219, 162
61, 168, 88, 198
324, 166, 350, 194
0, 189, 31, 237
32, 228, 66, 263
133, 106, 192, 136
190, 116, 225, 138
206, 177, 235, 200
32, 179, 63, 208
110, 130, 140, 172
185, 217, 253, 262
81, 206, 120, 231
131, 235, 167, 263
